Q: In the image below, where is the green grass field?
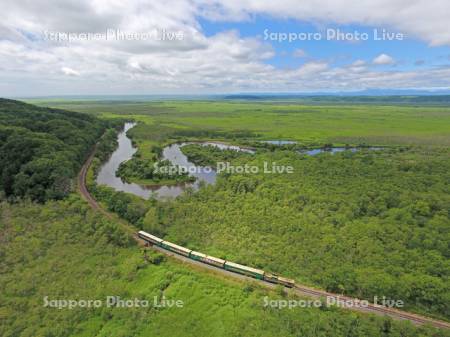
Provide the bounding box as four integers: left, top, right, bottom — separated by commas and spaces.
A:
27, 99, 450, 146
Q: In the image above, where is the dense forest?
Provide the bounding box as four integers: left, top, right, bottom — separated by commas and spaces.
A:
181, 144, 254, 167
1, 198, 448, 337
87, 116, 450, 320
140, 145, 450, 319
77, 109, 450, 320
0, 99, 111, 202
117, 158, 195, 184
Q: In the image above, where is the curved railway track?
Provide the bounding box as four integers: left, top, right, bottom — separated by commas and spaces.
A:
78, 146, 450, 330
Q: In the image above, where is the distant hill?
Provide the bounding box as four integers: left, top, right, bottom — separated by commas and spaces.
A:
223, 92, 450, 104
0, 98, 107, 202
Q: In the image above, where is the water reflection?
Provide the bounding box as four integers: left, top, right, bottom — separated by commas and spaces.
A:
301, 147, 381, 156
97, 123, 381, 200
261, 140, 297, 145
96, 124, 248, 199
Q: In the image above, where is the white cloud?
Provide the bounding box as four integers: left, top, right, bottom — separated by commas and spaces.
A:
61, 67, 80, 76
373, 54, 395, 65
295, 62, 328, 76
352, 60, 366, 67
0, 0, 449, 96
198, 0, 450, 46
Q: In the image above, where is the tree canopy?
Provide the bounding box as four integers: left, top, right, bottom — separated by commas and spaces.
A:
0, 99, 108, 202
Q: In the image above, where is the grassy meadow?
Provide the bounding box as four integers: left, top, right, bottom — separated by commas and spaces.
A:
26, 99, 450, 146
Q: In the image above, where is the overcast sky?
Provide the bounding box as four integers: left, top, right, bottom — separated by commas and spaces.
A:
1, 0, 450, 96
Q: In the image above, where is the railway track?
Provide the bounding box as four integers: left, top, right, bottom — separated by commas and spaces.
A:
78, 146, 450, 330
290, 285, 450, 329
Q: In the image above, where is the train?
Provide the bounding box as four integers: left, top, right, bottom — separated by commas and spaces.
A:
138, 230, 295, 288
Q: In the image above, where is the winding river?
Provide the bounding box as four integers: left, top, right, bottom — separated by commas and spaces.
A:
96, 123, 249, 199
97, 123, 380, 199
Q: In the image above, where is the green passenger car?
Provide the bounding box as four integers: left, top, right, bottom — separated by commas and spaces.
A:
190, 251, 207, 261
161, 240, 192, 256
224, 261, 265, 280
